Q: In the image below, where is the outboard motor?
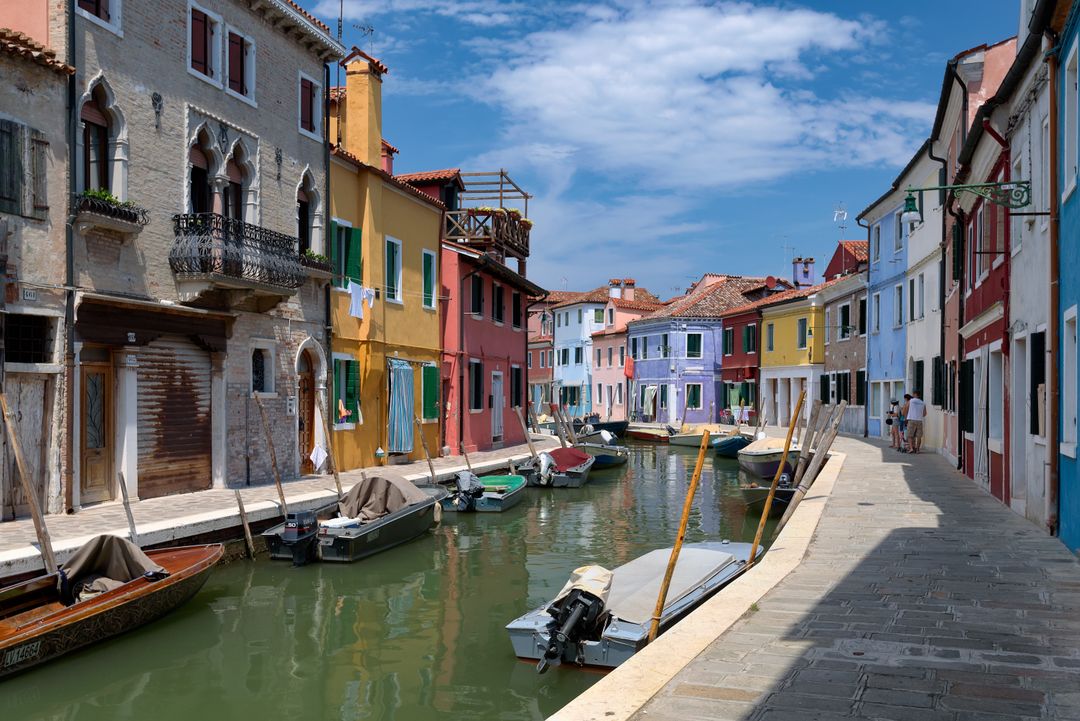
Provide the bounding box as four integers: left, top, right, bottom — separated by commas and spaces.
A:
580, 423, 595, 436
537, 565, 613, 673
598, 430, 615, 446
450, 471, 485, 511
537, 452, 556, 486
282, 509, 319, 566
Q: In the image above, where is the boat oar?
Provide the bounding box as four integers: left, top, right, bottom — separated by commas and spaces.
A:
514, 406, 539, 460
747, 390, 805, 569
254, 395, 288, 518
1, 392, 57, 573
414, 417, 438, 485
647, 429, 711, 643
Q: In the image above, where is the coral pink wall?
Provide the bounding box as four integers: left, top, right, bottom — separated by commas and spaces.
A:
592, 331, 629, 421
0, 0, 49, 45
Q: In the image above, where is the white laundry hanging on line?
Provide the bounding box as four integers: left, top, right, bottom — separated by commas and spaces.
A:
309, 404, 329, 472
348, 281, 365, 319
364, 287, 376, 308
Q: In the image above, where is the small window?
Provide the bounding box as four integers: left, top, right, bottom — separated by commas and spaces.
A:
593, 308, 604, 324
330, 220, 360, 289
766, 323, 774, 352
686, 333, 702, 358
642, 337, 649, 360
839, 304, 851, 339
894, 212, 903, 252
422, 364, 439, 421
78, 0, 111, 22
744, 324, 757, 353
251, 346, 274, 394
189, 4, 221, 84
527, 352, 532, 369
858, 297, 867, 335
631, 337, 638, 359
608, 347, 613, 367
511, 367, 523, 408
722, 328, 734, 356
686, 383, 702, 410
512, 292, 522, 328
619, 345, 625, 366
385, 237, 402, 303
872, 293, 881, 333
298, 71, 323, 140
595, 348, 602, 367
333, 358, 360, 425
607, 308, 614, 326
872, 225, 880, 262
893, 285, 903, 327
577, 309, 583, 324
5, 314, 52, 363
659, 384, 668, 410
796, 318, 807, 350
661, 333, 669, 358
469, 360, 484, 411
574, 346, 583, 365
471, 276, 483, 315
492, 284, 505, 323
422, 250, 436, 309
226, 29, 255, 102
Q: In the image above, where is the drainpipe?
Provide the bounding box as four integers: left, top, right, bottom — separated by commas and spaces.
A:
63, 0, 77, 513
856, 215, 870, 438
949, 61, 969, 473
1046, 32, 1060, 535
928, 144, 948, 448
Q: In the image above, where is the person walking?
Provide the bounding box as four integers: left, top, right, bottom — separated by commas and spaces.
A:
886, 400, 903, 450
904, 390, 926, 454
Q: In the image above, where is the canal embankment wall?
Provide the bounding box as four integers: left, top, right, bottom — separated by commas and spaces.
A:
547, 447, 847, 721
0, 438, 559, 583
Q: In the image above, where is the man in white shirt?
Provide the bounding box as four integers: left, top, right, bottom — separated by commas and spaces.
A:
904, 391, 926, 454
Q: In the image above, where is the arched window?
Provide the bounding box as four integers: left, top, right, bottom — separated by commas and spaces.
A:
223, 158, 244, 220
81, 86, 111, 192
297, 187, 311, 254
189, 144, 212, 214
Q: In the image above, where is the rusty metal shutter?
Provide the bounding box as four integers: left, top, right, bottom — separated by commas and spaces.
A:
137, 335, 212, 498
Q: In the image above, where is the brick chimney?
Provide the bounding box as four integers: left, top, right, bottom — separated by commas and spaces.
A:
792, 257, 816, 288
343, 54, 384, 166
381, 140, 396, 174
622, 278, 636, 301
608, 279, 623, 298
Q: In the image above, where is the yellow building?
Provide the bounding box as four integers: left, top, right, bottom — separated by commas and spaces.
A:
327, 49, 443, 470
759, 288, 825, 427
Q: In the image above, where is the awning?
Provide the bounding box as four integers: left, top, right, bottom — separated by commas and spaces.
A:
75, 292, 235, 352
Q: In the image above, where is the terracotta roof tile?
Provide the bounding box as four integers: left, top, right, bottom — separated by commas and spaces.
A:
397, 168, 462, 184
331, 145, 445, 210
341, 47, 389, 75
281, 0, 332, 34
720, 276, 848, 318
635, 276, 772, 321
382, 138, 399, 155
840, 240, 869, 263
0, 29, 73, 75
551, 285, 662, 309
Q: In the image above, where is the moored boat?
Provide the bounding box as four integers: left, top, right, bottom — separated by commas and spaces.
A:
713, 433, 753, 458
548, 447, 596, 488
737, 437, 801, 479
576, 442, 629, 469
506, 541, 757, 671
668, 424, 728, 447
624, 423, 675, 442
440, 472, 527, 513
0, 535, 223, 679
740, 484, 797, 513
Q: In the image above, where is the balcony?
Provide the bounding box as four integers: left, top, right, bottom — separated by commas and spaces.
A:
73, 192, 150, 238
445, 207, 531, 261
170, 213, 306, 310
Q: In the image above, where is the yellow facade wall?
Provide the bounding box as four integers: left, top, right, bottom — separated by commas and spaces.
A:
760, 302, 824, 368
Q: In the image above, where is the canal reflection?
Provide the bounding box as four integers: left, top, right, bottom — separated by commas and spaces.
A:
5, 442, 774, 721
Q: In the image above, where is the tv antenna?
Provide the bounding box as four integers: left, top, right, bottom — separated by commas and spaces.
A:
354, 23, 375, 54
833, 202, 848, 238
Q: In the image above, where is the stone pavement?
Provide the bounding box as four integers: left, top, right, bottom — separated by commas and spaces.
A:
632, 434, 1080, 721
0, 436, 558, 574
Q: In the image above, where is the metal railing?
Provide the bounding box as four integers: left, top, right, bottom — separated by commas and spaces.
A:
170, 213, 306, 290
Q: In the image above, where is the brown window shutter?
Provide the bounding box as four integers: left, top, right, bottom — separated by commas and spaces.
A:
191, 9, 208, 75
30, 130, 49, 220
228, 32, 244, 94
80, 98, 108, 126
189, 145, 209, 170
300, 78, 314, 131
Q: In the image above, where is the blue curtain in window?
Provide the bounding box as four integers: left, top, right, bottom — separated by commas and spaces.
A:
387, 359, 414, 453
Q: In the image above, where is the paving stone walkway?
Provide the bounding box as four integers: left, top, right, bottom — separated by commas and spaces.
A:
633, 434, 1080, 721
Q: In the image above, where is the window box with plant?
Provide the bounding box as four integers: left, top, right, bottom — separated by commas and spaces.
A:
300, 248, 333, 277
73, 189, 149, 236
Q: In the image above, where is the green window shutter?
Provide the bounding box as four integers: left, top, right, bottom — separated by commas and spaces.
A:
0, 120, 23, 215
422, 252, 434, 307
348, 227, 362, 283
346, 360, 361, 417
422, 365, 439, 419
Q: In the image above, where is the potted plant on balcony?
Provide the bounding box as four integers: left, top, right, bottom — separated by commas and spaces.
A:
519, 218, 534, 229
300, 249, 333, 274
505, 208, 522, 220
74, 189, 149, 227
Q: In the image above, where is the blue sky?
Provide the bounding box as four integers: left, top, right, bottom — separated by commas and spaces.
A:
303, 0, 1019, 300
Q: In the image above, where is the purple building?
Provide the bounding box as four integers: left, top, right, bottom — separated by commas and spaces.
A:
627, 275, 776, 425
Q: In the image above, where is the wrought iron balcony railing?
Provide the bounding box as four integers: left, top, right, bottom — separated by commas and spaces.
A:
170, 213, 306, 291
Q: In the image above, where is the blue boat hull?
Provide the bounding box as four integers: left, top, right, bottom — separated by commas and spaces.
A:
713, 435, 752, 459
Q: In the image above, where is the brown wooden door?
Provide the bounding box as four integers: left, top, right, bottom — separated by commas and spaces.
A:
298, 351, 315, 474
3, 375, 50, 519
80, 363, 114, 505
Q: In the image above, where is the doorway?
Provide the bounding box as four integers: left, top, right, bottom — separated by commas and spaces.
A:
491, 372, 504, 442
80, 360, 114, 505
298, 350, 315, 474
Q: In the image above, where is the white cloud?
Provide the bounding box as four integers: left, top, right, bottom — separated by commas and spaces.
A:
314, 0, 530, 27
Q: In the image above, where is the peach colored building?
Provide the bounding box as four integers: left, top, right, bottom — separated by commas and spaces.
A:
590, 290, 663, 421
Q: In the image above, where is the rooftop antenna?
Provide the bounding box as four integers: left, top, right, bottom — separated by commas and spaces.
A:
354, 23, 375, 54
833, 202, 848, 239
561, 276, 568, 290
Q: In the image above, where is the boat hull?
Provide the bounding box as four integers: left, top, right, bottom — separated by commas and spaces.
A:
0, 545, 222, 679
577, 443, 628, 469
624, 425, 671, 442
713, 434, 752, 458
737, 453, 796, 479
440, 475, 527, 513
550, 455, 595, 488
317, 493, 444, 563
740, 486, 797, 512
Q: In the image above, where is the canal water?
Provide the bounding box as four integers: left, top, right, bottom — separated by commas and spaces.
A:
6, 441, 777, 721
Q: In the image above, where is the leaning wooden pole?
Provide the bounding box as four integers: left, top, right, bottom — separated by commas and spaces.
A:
234, 490, 256, 559
117, 472, 139, 546
792, 400, 823, 485
647, 429, 712, 643
773, 400, 847, 540
415, 417, 438, 485
459, 443, 475, 473
0, 392, 56, 573
254, 395, 288, 517
315, 393, 343, 497
514, 406, 539, 460
747, 390, 805, 569
561, 405, 579, 444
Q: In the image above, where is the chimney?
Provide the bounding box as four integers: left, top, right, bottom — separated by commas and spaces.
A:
792, 257, 816, 287
381, 141, 396, 174
608, 278, 623, 298
343, 54, 384, 166
622, 278, 636, 301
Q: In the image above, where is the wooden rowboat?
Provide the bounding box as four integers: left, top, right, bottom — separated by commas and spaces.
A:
0, 540, 223, 679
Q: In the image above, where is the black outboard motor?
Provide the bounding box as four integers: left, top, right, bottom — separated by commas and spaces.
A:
536, 588, 607, 673
281, 510, 319, 566
450, 472, 485, 511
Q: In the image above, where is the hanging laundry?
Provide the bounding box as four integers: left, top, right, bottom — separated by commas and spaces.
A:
348, 281, 365, 319
364, 287, 376, 308
309, 444, 328, 472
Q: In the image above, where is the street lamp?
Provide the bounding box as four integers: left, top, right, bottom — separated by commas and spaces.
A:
900, 180, 1032, 224
900, 193, 921, 225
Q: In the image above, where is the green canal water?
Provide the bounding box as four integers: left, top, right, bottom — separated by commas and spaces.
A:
6, 442, 777, 721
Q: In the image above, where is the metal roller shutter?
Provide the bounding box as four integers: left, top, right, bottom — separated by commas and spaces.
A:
137, 335, 212, 498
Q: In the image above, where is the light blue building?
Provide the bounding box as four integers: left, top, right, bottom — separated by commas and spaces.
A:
859, 188, 911, 439
550, 294, 606, 419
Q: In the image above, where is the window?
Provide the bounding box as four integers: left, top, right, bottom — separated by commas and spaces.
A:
631, 337, 638, 359
824, 308, 830, 345
839, 304, 851, 340
250, 345, 274, 394
574, 346, 583, 365
909, 278, 917, 323
469, 361, 484, 411
188, 4, 221, 85
511, 366, 523, 408
595, 348, 602, 368
385, 237, 402, 303
607, 308, 614, 326
796, 318, 807, 350
1, 120, 49, 220
856, 370, 866, 406
549, 350, 554, 367
470, 275, 483, 315
556, 313, 561, 328
512, 292, 522, 329
820, 374, 830, 404
872, 293, 881, 333
858, 297, 867, 335
5, 314, 52, 363
560, 348, 569, 366
1065, 309, 1078, 446
870, 382, 882, 418
686, 383, 702, 410
960, 359, 975, 433
619, 345, 625, 366
594, 309, 604, 324
597, 383, 604, 406
77, 0, 116, 26
686, 333, 703, 358
333, 357, 360, 427
932, 356, 945, 407
528, 352, 533, 369
538, 351, 545, 369
1041, 115, 1050, 221
722, 328, 734, 355
616, 384, 623, 404
872, 224, 881, 261
659, 384, 668, 410
577, 309, 583, 324
766, 323, 774, 352
1031, 332, 1046, 436
608, 347, 613, 367
565, 312, 570, 326
894, 212, 903, 252
422, 364, 439, 421
913, 359, 925, 398
1066, 43, 1078, 196
893, 285, 903, 328
918, 274, 925, 319
836, 372, 851, 404
329, 220, 360, 289
660, 333, 669, 358
298, 71, 323, 140
492, 284, 505, 324
422, 250, 436, 309
642, 336, 649, 360
226, 28, 256, 104
744, 324, 757, 353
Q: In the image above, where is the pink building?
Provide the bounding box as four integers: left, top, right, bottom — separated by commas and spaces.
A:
590, 289, 663, 421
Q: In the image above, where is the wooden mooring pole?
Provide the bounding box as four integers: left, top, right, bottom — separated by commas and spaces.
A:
514, 406, 539, 460
117, 472, 139, 546
234, 490, 256, 559
415, 417, 438, 485
254, 395, 289, 517
748, 390, 805, 569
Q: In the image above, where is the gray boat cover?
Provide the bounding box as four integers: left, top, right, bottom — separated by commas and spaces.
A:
603, 547, 736, 625
60, 535, 165, 602
338, 475, 429, 522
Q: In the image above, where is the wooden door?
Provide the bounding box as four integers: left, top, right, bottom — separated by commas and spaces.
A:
298, 351, 315, 474
80, 363, 114, 505
491, 372, 504, 441
3, 375, 49, 520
